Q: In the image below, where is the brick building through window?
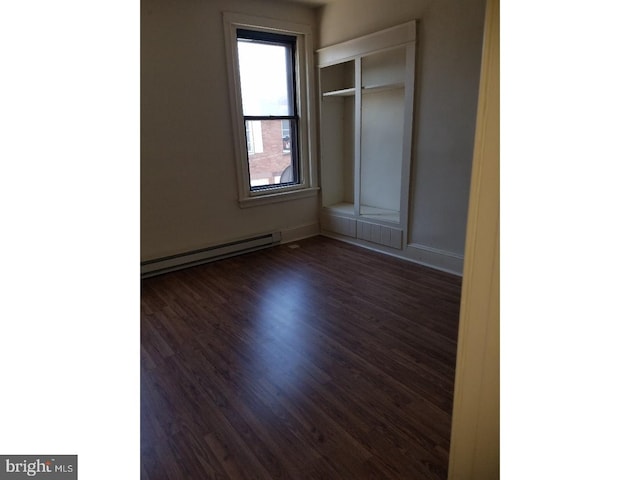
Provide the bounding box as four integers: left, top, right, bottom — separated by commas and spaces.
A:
247, 119, 292, 187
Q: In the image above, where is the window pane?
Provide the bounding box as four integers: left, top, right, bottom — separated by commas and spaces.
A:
237, 40, 293, 116
246, 119, 294, 189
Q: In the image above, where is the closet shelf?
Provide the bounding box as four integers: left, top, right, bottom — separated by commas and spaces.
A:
322, 87, 356, 97
361, 82, 404, 94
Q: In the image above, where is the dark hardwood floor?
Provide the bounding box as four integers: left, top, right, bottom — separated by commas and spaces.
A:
141, 236, 462, 479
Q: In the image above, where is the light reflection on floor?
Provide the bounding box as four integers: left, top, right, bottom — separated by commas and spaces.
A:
247, 272, 317, 391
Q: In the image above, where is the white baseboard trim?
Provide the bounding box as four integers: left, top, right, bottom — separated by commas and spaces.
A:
320, 231, 464, 276
406, 243, 464, 276
280, 222, 320, 244
140, 224, 462, 278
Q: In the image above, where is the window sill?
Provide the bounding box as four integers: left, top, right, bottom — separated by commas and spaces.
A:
238, 186, 319, 208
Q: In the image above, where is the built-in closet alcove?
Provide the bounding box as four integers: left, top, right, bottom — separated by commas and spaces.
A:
318, 21, 416, 250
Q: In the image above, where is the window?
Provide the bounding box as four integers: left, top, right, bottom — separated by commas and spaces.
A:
281, 120, 291, 153
237, 29, 297, 188
245, 123, 253, 154
223, 13, 318, 207
244, 121, 263, 154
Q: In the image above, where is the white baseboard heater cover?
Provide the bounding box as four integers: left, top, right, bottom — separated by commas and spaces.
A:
141, 232, 281, 278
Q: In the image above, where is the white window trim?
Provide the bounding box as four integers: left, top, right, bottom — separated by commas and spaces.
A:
223, 12, 319, 208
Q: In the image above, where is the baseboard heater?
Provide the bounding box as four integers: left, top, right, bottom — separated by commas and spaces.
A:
141, 231, 282, 278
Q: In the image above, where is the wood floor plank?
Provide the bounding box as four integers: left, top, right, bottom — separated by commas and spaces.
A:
141, 236, 462, 479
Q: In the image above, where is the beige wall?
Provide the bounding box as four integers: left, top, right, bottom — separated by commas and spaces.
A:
317, 0, 486, 262
142, 0, 486, 271
141, 0, 318, 260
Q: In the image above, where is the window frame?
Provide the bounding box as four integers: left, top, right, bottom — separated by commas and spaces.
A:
237, 28, 298, 190
223, 12, 318, 208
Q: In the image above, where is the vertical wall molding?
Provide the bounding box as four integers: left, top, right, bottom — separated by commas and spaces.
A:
448, 0, 500, 478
